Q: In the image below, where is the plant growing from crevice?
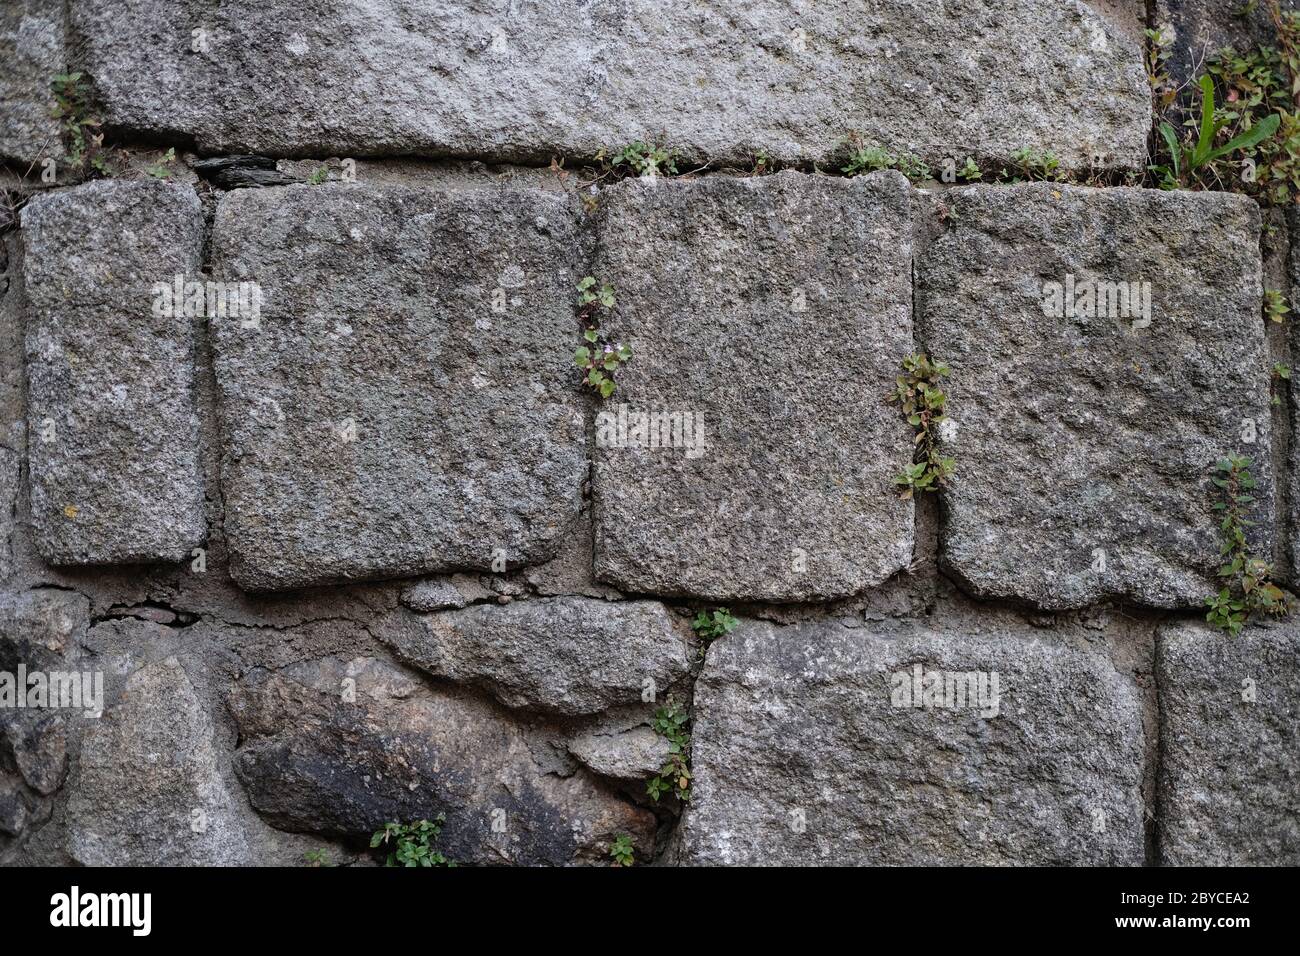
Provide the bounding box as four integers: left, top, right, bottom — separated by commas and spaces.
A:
691, 607, 738, 652
1205, 454, 1289, 635
1265, 288, 1290, 323
646, 699, 691, 803
307, 165, 330, 185
370, 815, 456, 867
574, 276, 631, 399
1272, 362, 1291, 407
997, 147, 1064, 183
888, 353, 955, 498
609, 834, 634, 866
303, 849, 333, 867
595, 141, 681, 180
49, 72, 104, 172
1151, 74, 1280, 190
841, 138, 931, 183
1145, 28, 1177, 115
144, 147, 176, 180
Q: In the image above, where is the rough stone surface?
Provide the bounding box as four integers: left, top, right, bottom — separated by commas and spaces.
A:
73, 0, 1148, 171
593, 171, 915, 603
20, 180, 207, 565
0, 587, 89, 654
568, 725, 671, 782
0, 0, 64, 165
920, 184, 1268, 610
0, 445, 15, 581
679, 617, 1146, 865
67, 655, 253, 866
399, 574, 489, 613
379, 598, 693, 716
1155, 0, 1299, 85
230, 655, 656, 866
1157, 620, 1300, 865
210, 181, 586, 591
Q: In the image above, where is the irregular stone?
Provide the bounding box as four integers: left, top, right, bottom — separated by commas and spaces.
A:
1154, 1, 1298, 86
919, 184, 1268, 610
1157, 620, 1300, 865
190, 155, 302, 189
568, 725, 671, 782
75, 0, 1148, 171
5, 712, 66, 795
21, 180, 207, 565
230, 655, 656, 866
592, 171, 915, 602
399, 574, 489, 613
67, 655, 253, 865
210, 182, 585, 591
679, 617, 1146, 865
0, 0, 64, 165
0, 588, 89, 654
379, 598, 693, 716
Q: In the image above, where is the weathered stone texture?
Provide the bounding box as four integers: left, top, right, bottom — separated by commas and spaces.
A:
567, 724, 672, 782
920, 184, 1268, 610
1157, 620, 1300, 865
21, 180, 207, 565
67, 654, 254, 866
1155, 1, 1299, 85
593, 171, 915, 602
210, 182, 586, 591
73, 0, 1148, 170
0, 0, 64, 164
230, 655, 655, 866
379, 598, 693, 716
679, 617, 1146, 865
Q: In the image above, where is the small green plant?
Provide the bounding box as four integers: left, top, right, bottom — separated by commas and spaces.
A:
1153, 74, 1280, 189
303, 849, 332, 867
691, 607, 738, 643
144, 147, 176, 180
1205, 454, 1289, 635
1265, 289, 1291, 323
1146, 28, 1177, 113
307, 165, 330, 185
751, 149, 773, 175
1272, 362, 1291, 406
956, 156, 982, 182
610, 834, 634, 867
574, 277, 631, 399
842, 140, 931, 183
888, 353, 955, 498
646, 700, 691, 803
597, 142, 680, 179
369, 816, 456, 867
49, 72, 102, 170
1000, 147, 1064, 183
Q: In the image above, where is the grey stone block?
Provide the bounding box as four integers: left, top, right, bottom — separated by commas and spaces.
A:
1157, 619, 1300, 865
592, 170, 915, 602
73, 0, 1148, 171
209, 182, 586, 591
21, 180, 207, 565
378, 597, 694, 716
679, 616, 1146, 865
230, 654, 656, 866
920, 184, 1269, 610
0, 0, 64, 165
67, 654, 254, 866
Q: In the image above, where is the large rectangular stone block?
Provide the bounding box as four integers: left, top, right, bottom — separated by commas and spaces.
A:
74, 0, 1149, 171
210, 181, 586, 591
591, 170, 915, 603
680, 616, 1146, 865
919, 184, 1269, 610
0, 0, 64, 165
21, 180, 207, 564
1157, 620, 1300, 865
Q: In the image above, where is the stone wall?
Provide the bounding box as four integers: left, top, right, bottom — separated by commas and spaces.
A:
0, 0, 1296, 867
